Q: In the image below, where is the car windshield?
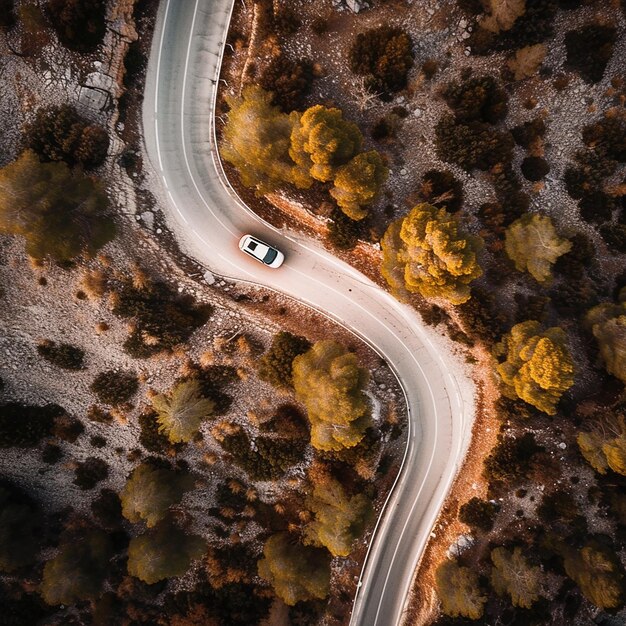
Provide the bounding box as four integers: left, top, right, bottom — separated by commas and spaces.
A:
263, 248, 278, 264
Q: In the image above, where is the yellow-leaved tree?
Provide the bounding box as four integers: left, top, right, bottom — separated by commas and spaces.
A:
435, 558, 487, 619
151, 379, 215, 444
329, 151, 388, 220
381, 203, 483, 304
562, 542, 626, 609
221, 86, 312, 193
494, 321, 575, 415
289, 105, 362, 182
257, 532, 331, 605
577, 417, 626, 476
304, 473, 373, 557
292, 340, 370, 451
505, 214, 571, 283
586, 289, 626, 384
491, 546, 546, 609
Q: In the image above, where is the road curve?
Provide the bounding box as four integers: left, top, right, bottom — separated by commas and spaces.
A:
142, 1, 475, 624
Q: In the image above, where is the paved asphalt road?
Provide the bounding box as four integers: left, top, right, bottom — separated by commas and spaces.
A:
142, 1, 475, 624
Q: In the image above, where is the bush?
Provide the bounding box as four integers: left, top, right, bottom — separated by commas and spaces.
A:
419, 169, 464, 212
257, 331, 312, 389
483, 432, 543, 482
459, 497, 498, 532
0, 484, 43, 572
111, 276, 212, 358
46, 0, 106, 53
565, 24, 617, 84
349, 26, 414, 98
37, 340, 84, 370
435, 115, 514, 171
23, 105, 109, 168
0, 402, 59, 448
74, 457, 109, 489
521, 156, 549, 181
90, 370, 138, 405
259, 56, 314, 112
511, 118, 546, 148
441, 75, 508, 124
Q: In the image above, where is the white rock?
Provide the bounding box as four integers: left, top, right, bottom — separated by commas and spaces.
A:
558, 442, 567, 449
203, 271, 216, 285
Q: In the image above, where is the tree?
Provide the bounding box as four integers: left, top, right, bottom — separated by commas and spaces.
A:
40, 530, 112, 605
127, 522, 206, 584
435, 559, 486, 619
586, 291, 626, 384
577, 430, 610, 475
505, 214, 571, 283
120, 463, 195, 528
221, 86, 311, 194
259, 56, 314, 113
491, 546, 545, 609
562, 541, 625, 609
458, 497, 498, 532
151, 379, 215, 444
304, 474, 373, 557
0, 151, 115, 261
565, 24, 617, 84
348, 26, 414, 97
46, 0, 106, 53
292, 340, 371, 451
257, 331, 311, 388
23, 104, 109, 168
483, 432, 543, 482
493, 321, 575, 415
257, 533, 331, 605
508, 44, 546, 80
0, 485, 43, 572
480, 0, 526, 33
0, 0, 15, 31
330, 151, 388, 220
289, 105, 362, 182
381, 203, 483, 305
577, 424, 626, 477
441, 75, 508, 123
90, 370, 138, 405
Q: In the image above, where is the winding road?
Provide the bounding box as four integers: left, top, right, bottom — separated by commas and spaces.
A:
142, 1, 475, 624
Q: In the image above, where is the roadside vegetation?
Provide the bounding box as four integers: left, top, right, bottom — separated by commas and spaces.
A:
217, 0, 626, 624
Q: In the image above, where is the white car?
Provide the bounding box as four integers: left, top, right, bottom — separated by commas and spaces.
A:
238, 234, 285, 268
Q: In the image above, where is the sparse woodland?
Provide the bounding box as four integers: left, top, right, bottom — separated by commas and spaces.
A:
217, 0, 626, 624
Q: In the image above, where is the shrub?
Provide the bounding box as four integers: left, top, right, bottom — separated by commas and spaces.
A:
459, 497, 498, 532
0, 151, 115, 261
120, 463, 194, 527
257, 331, 311, 389
381, 203, 483, 304
40, 530, 112, 605
349, 26, 414, 98
521, 156, 549, 181
46, 0, 106, 53
565, 24, 617, 84
127, 522, 206, 584
493, 321, 575, 415
0, 485, 43, 572
293, 341, 371, 451
0, 402, 59, 448
152, 379, 215, 444
259, 56, 313, 113
23, 104, 109, 168
87, 405, 113, 424
90, 370, 138, 405
257, 533, 331, 605
273, 7, 301, 34
112, 276, 212, 358
37, 340, 84, 370
435, 115, 514, 171
511, 118, 546, 148
419, 170, 464, 212
441, 75, 508, 124
483, 432, 543, 481
74, 457, 109, 489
